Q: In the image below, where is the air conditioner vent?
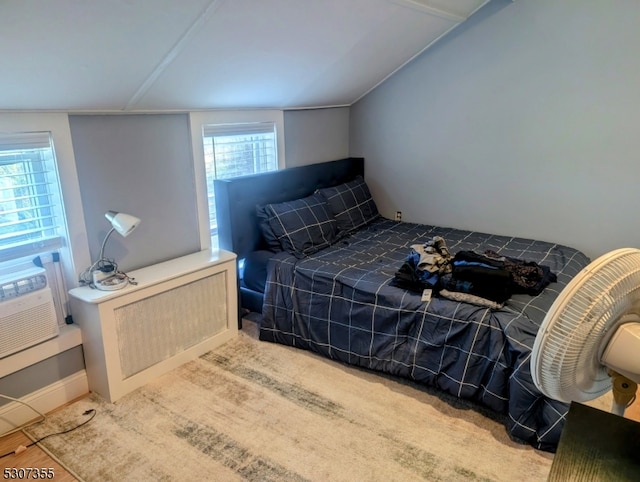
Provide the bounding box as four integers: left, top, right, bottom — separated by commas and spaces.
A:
0, 287, 59, 358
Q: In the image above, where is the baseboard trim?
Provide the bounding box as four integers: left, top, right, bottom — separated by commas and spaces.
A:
0, 370, 88, 435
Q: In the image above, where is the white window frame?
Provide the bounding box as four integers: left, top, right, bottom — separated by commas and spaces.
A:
0, 113, 90, 289
189, 110, 285, 250
0, 131, 64, 259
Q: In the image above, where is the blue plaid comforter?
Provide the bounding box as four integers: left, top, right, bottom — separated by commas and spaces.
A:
260, 218, 590, 451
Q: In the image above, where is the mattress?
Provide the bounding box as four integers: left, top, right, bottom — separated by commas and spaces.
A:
260, 218, 590, 451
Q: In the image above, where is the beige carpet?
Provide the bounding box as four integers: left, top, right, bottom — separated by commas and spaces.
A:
25, 320, 560, 481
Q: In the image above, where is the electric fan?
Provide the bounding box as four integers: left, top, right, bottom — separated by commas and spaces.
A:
531, 247, 640, 415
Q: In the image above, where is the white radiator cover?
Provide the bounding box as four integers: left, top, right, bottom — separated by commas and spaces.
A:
69, 249, 238, 403
0, 287, 59, 359
115, 272, 227, 378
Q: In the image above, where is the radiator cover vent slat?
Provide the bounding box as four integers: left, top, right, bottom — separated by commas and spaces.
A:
114, 272, 227, 378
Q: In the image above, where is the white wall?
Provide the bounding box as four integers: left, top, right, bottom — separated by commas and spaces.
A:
350, 0, 640, 259
284, 108, 350, 167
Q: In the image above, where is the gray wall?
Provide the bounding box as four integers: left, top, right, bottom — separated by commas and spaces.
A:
69, 114, 201, 272
0, 347, 84, 407
284, 108, 350, 167
69, 110, 349, 273
350, 0, 640, 259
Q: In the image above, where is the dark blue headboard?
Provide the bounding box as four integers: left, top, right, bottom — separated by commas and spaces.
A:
214, 157, 364, 260
214, 157, 365, 324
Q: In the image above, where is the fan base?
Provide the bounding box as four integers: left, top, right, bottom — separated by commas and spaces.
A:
610, 371, 638, 416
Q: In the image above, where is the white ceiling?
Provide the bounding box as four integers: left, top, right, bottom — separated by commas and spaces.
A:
0, 0, 488, 111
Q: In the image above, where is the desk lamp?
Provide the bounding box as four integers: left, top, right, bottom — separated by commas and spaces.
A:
92, 211, 141, 290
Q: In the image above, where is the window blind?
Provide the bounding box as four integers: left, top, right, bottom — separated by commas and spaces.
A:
203, 122, 277, 179
0, 131, 63, 261
0, 132, 53, 151
202, 122, 275, 137
201, 122, 278, 240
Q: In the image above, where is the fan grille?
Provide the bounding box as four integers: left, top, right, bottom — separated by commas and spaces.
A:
531, 248, 640, 402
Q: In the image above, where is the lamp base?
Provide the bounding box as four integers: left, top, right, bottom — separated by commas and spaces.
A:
94, 273, 129, 291
93, 266, 128, 291
92, 264, 115, 284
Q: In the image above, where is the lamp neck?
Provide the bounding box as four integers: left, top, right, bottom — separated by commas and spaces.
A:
99, 227, 116, 261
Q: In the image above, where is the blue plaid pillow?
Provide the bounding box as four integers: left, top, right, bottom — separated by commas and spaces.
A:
256, 204, 283, 252
263, 193, 338, 256
317, 176, 379, 234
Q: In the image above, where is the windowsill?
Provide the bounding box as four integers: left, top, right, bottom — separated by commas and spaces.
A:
0, 324, 82, 378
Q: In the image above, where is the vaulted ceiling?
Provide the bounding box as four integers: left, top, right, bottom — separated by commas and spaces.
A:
0, 0, 489, 111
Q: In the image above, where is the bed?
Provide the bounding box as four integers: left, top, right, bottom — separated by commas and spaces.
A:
214, 157, 590, 452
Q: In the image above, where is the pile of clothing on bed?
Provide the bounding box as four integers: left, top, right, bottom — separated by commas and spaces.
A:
392, 236, 557, 308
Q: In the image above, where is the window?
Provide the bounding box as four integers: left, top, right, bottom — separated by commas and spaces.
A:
189, 110, 285, 250
202, 122, 278, 244
0, 131, 66, 262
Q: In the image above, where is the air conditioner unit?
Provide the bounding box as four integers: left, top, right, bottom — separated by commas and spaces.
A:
0, 268, 59, 359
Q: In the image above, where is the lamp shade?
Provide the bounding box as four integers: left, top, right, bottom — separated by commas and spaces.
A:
104, 211, 141, 237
